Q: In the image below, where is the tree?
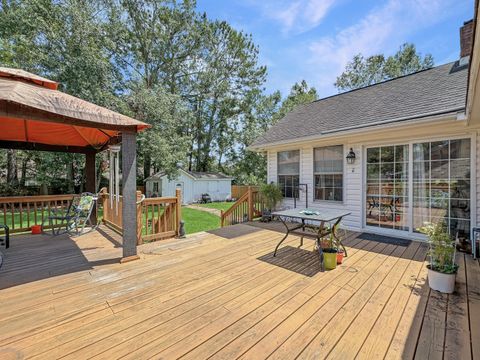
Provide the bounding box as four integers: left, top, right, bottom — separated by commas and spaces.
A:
230, 90, 282, 185
275, 80, 318, 121
0, 0, 120, 193
0, 0, 275, 191
230, 81, 317, 185
335, 43, 434, 91
127, 85, 192, 179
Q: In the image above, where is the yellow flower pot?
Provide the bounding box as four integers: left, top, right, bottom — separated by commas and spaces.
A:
323, 251, 337, 270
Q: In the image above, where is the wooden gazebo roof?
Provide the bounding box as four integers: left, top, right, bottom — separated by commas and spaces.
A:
0, 67, 149, 153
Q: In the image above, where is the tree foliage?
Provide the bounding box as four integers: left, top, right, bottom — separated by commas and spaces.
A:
335, 43, 434, 91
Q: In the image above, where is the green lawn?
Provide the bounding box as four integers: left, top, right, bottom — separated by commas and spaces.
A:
181, 207, 220, 234
197, 201, 233, 212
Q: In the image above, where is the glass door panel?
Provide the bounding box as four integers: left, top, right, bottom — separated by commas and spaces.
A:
412, 139, 471, 241
366, 145, 409, 231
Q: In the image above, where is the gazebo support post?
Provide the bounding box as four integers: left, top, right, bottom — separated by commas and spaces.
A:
85, 151, 97, 224
120, 131, 139, 263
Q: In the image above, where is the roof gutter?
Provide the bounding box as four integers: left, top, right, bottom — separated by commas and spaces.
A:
249, 107, 464, 151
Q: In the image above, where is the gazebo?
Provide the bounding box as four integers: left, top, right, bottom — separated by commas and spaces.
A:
0, 67, 150, 262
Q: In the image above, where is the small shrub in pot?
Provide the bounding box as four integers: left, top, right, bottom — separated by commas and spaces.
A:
259, 183, 283, 222
418, 222, 458, 294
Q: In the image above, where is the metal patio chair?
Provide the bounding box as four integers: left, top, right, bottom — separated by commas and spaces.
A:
44, 192, 98, 236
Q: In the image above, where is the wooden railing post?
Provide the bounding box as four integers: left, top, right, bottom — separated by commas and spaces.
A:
176, 188, 182, 236
220, 210, 224, 227
247, 186, 253, 221
136, 190, 143, 245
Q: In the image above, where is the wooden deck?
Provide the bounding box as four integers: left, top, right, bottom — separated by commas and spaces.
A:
0, 223, 478, 359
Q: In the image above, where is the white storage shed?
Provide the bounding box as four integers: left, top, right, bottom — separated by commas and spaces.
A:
144, 169, 232, 204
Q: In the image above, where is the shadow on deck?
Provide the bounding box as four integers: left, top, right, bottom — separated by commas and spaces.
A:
0, 226, 123, 289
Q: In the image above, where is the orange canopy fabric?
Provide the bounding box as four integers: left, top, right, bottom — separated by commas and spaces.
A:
0, 68, 150, 152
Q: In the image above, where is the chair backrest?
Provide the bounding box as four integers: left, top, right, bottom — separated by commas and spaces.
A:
71, 192, 97, 218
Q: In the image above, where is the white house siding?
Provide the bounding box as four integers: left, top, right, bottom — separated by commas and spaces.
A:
266, 118, 480, 236
268, 143, 362, 230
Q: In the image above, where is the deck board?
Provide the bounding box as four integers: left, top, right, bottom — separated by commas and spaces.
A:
0, 223, 475, 359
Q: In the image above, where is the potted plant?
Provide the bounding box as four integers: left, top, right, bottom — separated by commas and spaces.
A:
259, 183, 283, 222
336, 249, 345, 265
322, 232, 338, 270
418, 222, 458, 294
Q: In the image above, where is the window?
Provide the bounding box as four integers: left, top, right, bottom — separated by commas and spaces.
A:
153, 182, 159, 192
413, 139, 471, 240
314, 145, 343, 201
277, 150, 300, 198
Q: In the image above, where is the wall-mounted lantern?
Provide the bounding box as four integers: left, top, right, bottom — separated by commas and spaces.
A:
346, 148, 356, 164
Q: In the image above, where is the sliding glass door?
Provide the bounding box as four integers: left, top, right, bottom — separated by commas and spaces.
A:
365, 138, 471, 240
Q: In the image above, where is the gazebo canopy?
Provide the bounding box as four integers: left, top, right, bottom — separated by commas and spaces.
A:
0, 67, 149, 153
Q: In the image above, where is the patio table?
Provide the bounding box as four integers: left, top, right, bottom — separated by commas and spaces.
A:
271, 209, 351, 271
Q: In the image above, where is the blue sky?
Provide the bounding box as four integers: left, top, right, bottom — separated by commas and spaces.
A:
197, 0, 474, 98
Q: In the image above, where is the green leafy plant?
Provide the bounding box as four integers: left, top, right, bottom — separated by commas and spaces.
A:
259, 183, 283, 211
417, 222, 458, 274
322, 225, 339, 253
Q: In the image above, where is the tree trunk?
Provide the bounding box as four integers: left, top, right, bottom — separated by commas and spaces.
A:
144, 153, 151, 180
67, 157, 75, 193
7, 149, 18, 186
20, 154, 30, 187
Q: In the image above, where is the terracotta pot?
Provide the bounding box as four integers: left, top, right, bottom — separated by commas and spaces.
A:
428, 267, 456, 294
336, 251, 344, 264
323, 251, 337, 270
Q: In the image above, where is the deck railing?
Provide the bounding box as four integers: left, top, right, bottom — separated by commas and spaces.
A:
0, 194, 74, 233
221, 186, 265, 227
99, 188, 181, 244
231, 185, 260, 199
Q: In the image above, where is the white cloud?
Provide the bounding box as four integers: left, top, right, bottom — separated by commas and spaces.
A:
305, 0, 456, 96
256, 0, 337, 34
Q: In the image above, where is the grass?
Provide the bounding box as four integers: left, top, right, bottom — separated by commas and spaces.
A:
196, 201, 233, 212
181, 207, 220, 234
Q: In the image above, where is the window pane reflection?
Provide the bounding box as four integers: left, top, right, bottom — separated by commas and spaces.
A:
366, 145, 409, 231
413, 139, 471, 241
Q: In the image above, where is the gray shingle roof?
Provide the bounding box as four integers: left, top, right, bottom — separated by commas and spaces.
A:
252, 61, 468, 147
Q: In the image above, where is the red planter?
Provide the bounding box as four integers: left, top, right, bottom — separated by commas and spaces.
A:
31, 225, 42, 234
337, 251, 344, 264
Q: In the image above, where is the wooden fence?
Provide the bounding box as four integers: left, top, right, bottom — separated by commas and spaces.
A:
0, 194, 74, 234
231, 185, 259, 199
99, 188, 181, 244
221, 186, 265, 227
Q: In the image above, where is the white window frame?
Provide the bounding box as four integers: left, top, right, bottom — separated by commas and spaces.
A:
313, 145, 344, 203
277, 149, 300, 199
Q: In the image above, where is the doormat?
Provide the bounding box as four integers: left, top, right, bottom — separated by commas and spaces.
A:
358, 233, 412, 247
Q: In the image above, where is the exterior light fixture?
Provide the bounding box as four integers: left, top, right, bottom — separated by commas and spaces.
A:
346, 148, 356, 164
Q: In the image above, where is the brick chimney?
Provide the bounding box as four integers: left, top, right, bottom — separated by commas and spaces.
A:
460, 19, 474, 58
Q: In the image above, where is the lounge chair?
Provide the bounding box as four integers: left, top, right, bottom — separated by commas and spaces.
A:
43, 192, 98, 236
